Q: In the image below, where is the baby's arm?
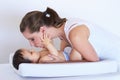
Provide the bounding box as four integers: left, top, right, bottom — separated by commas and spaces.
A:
41, 33, 59, 56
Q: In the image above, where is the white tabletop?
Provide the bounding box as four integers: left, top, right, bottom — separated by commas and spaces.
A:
0, 64, 120, 80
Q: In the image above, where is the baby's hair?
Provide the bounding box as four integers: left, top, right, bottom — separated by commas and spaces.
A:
12, 49, 32, 70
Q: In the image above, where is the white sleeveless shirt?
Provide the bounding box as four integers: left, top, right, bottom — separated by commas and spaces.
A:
64, 18, 120, 60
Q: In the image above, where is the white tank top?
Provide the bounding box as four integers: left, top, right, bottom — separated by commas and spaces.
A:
64, 18, 120, 58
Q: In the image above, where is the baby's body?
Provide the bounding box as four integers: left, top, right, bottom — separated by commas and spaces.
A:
19, 48, 66, 63
13, 48, 66, 70
13, 33, 82, 70
38, 49, 65, 62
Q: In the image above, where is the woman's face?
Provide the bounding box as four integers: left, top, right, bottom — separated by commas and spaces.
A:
22, 28, 44, 48
22, 26, 57, 48
21, 49, 39, 63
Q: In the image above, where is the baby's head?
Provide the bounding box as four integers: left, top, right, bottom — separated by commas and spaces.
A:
12, 48, 39, 70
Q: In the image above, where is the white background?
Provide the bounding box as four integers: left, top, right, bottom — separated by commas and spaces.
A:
0, 0, 120, 63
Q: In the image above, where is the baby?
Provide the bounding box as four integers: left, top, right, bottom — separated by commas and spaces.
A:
13, 34, 82, 70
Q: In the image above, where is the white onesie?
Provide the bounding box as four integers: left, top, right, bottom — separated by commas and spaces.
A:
64, 18, 120, 61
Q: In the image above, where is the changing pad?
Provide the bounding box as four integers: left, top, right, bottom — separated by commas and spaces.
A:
9, 53, 118, 77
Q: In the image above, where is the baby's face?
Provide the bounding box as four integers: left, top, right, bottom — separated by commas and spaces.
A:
21, 49, 40, 63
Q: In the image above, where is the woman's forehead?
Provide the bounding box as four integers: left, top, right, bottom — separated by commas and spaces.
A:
22, 28, 32, 36
22, 29, 38, 39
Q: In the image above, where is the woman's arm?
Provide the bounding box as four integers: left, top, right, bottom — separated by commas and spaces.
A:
69, 25, 99, 62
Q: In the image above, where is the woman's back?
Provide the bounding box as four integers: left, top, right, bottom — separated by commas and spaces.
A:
64, 18, 120, 60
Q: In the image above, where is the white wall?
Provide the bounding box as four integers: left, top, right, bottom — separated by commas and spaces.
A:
0, 0, 120, 63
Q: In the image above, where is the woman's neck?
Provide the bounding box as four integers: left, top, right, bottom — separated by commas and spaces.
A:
57, 23, 66, 39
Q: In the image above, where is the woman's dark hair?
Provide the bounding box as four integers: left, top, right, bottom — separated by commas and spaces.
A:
20, 7, 67, 33
12, 49, 32, 70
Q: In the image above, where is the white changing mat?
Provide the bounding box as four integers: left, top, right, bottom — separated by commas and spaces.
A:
9, 53, 118, 77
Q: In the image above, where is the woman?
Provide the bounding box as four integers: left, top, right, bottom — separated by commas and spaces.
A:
20, 7, 120, 62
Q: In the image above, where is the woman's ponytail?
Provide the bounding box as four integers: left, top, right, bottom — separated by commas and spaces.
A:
42, 7, 55, 26
42, 7, 66, 27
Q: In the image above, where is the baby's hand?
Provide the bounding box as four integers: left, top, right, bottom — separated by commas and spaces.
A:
40, 33, 52, 47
